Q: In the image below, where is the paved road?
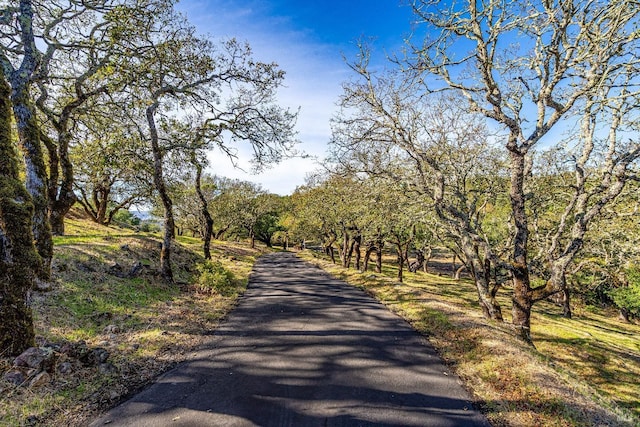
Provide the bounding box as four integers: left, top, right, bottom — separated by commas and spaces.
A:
91, 252, 489, 426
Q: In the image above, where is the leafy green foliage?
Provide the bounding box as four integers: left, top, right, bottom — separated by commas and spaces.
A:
608, 268, 640, 317
112, 209, 141, 227
251, 193, 287, 247
195, 260, 237, 296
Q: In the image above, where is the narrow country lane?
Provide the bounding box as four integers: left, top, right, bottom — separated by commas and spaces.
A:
90, 252, 489, 427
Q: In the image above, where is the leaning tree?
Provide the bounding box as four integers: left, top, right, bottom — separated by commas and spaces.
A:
0, 0, 52, 276
331, 59, 509, 320
407, 0, 640, 342
112, 1, 296, 280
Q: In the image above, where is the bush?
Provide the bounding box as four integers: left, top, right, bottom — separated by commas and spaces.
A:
195, 260, 237, 296
608, 268, 640, 318
139, 221, 160, 233
112, 209, 141, 227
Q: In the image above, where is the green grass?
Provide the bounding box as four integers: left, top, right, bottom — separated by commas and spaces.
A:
299, 250, 640, 427
0, 211, 267, 426
39, 278, 178, 341
532, 309, 640, 419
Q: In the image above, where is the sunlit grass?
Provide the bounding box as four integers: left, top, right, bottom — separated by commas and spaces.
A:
532, 309, 640, 419
299, 249, 640, 427
1, 212, 266, 426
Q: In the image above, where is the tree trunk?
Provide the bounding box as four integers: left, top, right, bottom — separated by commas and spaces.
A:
509, 148, 533, 343
345, 237, 355, 269
423, 246, 432, 273
511, 265, 532, 342
77, 184, 110, 225
324, 233, 337, 264
395, 243, 404, 283
406, 249, 412, 272
340, 227, 349, 268
193, 158, 213, 259
376, 243, 382, 273
10, 82, 52, 279
48, 131, 79, 232
41, 131, 77, 235
562, 286, 572, 319
49, 208, 67, 235
96, 189, 108, 224
451, 254, 457, 279
3, 0, 53, 280
49, 181, 76, 235
160, 205, 175, 280
202, 217, 213, 259
619, 308, 630, 323
0, 69, 40, 355
533, 262, 569, 313
215, 227, 228, 240
460, 236, 503, 321
353, 233, 362, 271
409, 250, 425, 273
363, 244, 375, 272
147, 103, 173, 281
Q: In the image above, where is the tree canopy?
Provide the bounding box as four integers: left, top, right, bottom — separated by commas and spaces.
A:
1, 0, 639, 356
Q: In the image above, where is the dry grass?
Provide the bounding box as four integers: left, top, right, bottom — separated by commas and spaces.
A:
298, 250, 639, 427
2, 211, 637, 426
0, 213, 266, 426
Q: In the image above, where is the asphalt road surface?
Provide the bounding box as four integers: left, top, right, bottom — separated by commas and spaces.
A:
90, 252, 489, 427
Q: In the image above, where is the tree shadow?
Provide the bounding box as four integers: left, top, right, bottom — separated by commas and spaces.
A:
91, 252, 489, 427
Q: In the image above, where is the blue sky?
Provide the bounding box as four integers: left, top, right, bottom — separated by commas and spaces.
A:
176, 0, 415, 194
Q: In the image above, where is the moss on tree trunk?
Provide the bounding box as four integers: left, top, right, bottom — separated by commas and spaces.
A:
193, 158, 213, 260
0, 68, 40, 356
146, 103, 174, 282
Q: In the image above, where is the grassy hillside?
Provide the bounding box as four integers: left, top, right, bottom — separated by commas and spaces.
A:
298, 250, 640, 427
2, 211, 638, 426
0, 211, 265, 426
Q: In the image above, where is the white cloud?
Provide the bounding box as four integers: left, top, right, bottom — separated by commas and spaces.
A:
176, 1, 351, 194
206, 149, 320, 195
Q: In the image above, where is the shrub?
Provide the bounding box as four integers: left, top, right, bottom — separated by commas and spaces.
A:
139, 221, 160, 233
112, 209, 141, 227
195, 260, 237, 296
608, 268, 640, 318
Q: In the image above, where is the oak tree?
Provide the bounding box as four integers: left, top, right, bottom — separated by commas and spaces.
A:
408, 0, 640, 341
0, 66, 40, 355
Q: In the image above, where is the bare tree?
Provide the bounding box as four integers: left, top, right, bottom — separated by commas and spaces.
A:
408, 0, 640, 342
332, 58, 508, 320
113, 2, 296, 280
33, 0, 135, 235
188, 150, 214, 259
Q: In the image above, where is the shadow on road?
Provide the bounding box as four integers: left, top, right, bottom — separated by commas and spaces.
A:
91, 252, 489, 427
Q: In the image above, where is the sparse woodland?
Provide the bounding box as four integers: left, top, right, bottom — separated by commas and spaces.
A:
1, 0, 639, 425
0, 0, 297, 354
